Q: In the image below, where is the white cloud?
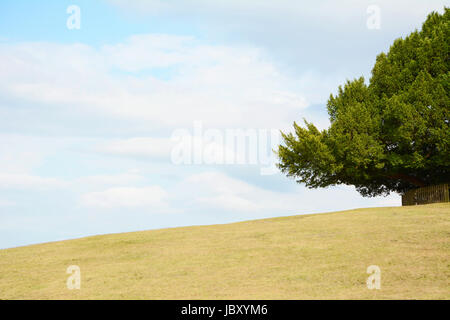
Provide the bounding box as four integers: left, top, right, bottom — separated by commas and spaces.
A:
95, 134, 249, 165
95, 137, 174, 159
74, 173, 145, 186
375, 196, 401, 207
0, 199, 15, 207
182, 171, 300, 212
0, 135, 54, 173
0, 35, 309, 131
103, 34, 194, 72
180, 171, 401, 214
0, 173, 66, 190
106, 0, 448, 94
80, 186, 170, 209
108, 0, 446, 27
196, 194, 261, 212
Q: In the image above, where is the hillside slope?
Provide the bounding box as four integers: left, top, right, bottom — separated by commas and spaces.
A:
0, 204, 449, 299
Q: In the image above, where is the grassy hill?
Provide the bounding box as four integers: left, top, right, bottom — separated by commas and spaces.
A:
0, 204, 449, 300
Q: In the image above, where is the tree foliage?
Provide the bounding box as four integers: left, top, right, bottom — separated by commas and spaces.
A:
278, 9, 449, 197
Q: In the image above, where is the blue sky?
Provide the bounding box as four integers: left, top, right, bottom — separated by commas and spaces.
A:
0, 0, 447, 249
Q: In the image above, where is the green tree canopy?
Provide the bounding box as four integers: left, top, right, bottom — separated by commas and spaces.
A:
278, 8, 449, 197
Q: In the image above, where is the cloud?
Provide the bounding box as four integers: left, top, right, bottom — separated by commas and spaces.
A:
375, 196, 401, 207
80, 186, 170, 209
74, 173, 145, 186
0, 199, 15, 207
95, 137, 174, 159
182, 171, 300, 212
107, 0, 448, 85
108, 0, 447, 33
0, 34, 309, 133
102, 34, 195, 72
0, 173, 66, 190
0, 134, 55, 173
179, 171, 400, 214
108, 0, 438, 17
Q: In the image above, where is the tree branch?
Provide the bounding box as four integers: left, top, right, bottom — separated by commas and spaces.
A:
387, 173, 426, 187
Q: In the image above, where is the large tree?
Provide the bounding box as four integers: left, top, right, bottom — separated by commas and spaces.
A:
278, 9, 449, 197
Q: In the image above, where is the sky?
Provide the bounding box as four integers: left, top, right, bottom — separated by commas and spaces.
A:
0, 0, 447, 249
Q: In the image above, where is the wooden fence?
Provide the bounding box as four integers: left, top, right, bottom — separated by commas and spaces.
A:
402, 183, 449, 206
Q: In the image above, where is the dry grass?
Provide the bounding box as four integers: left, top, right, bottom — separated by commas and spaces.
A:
0, 203, 449, 299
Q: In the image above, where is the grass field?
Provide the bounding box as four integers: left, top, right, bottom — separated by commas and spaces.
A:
0, 204, 449, 299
